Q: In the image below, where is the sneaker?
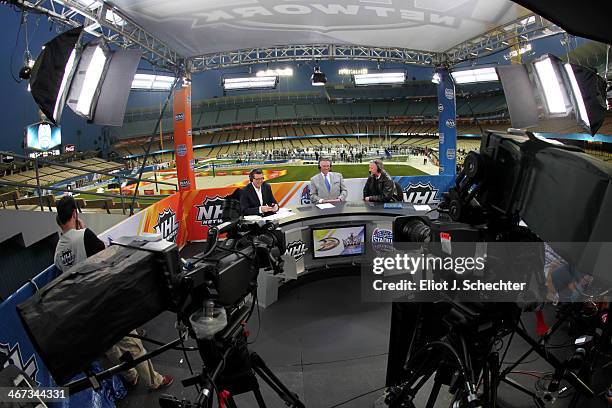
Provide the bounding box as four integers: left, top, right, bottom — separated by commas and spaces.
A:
157, 375, 174, 389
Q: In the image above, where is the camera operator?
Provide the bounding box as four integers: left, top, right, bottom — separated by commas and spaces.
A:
53, 196, 173, 390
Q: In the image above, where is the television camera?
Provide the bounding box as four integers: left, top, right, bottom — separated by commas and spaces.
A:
386, 130, 611, 407
16, 199, 305, 408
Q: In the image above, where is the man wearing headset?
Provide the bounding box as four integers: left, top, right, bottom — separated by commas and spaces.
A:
240, 168, 279, 216
363, 159, 395, 203
309, 157, 348, 204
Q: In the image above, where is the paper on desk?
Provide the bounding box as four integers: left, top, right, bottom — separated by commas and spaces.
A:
243, 215, 263, 221
315, 203, 335, 209
413, 204, 431, 211
263, 208, 294, 221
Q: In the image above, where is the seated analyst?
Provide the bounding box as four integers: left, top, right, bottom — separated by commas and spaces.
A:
53, 195, 173, 390
363, 159, 395, 203
309, 157, 348, 204
240, 168, 279, 216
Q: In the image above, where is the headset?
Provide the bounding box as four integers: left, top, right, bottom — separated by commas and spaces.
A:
318, 157, 332, 170
371, 159, 384, 174
249, 168, 263, 182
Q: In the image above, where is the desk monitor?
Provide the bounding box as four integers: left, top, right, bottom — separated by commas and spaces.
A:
312, 225, 365, 259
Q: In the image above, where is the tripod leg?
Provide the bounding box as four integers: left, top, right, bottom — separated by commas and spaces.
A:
425, 375, 443, 408
252, 387, 268, 408
501, 377, 545, 408
250, 352, 305, 408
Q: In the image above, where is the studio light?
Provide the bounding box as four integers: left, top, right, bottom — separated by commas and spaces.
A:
533, 56, 569, 115
311, 66, 327, 87
353, 72, 406, 86
223, 75, 278, 91
29, 27, 140, 126
29, 26, 82, 125
131, 74, 176, 91
562, 62, 608, 135
451, 67, 499, 84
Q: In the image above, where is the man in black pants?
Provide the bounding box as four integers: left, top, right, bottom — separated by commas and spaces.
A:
53, 196, 173, 390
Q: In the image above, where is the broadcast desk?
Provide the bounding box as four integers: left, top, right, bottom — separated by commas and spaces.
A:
257, 201, 436, 307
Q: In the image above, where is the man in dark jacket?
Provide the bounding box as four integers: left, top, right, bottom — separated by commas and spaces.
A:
240, 168, 279, 216
363, 159, 395, 203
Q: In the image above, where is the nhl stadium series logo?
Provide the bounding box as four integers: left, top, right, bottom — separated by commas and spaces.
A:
439, 132, 445, 144
446, 148, 456, 160
300, 185, 311, 204
187, 129, 192, 137
154, 208, 180, 243
0, 342, 40, 386
175, 113, 184, 121
444, 88, 454, 100
190, 159, 195, 170
131, 0, 482, 31
445, 119, 456, 128
372, 228, 394, 253
177, 144, 187, 157
404, 182, 440, 204
437, 103, 444, 112
286, 240, 307, 261
196, 196, 224, 226
179, 179, 190, 188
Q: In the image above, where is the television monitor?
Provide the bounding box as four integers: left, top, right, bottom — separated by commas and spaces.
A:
25, 122, 62, 151
312, 225, 366, 258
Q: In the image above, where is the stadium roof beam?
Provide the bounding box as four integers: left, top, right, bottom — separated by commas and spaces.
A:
444, 14, 564, 64
9, 0, 179, 71
190, 44, 441, 72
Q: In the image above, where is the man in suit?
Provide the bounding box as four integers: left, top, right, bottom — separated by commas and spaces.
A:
240, 168, 279, 216
363, 159, 395, 203
309, 157, 348, 204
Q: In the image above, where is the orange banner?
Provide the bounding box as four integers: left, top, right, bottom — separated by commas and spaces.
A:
173, 85, 196, 191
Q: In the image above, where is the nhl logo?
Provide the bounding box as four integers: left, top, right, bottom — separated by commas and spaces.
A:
154, 208, 180, 243
1, 342, 40, 386
444, 88, 454, 100
196, 196, 225, 226
404, 182, 440, 204
286, 240, 307, 261
60, 249, 75, 267
177, 144, 187, 157
445, 119, 455, 128
300, 185, 311, 204
437, 103, 444, 112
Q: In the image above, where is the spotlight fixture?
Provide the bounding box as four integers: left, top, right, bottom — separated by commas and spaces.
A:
311, 66, 327, 87
450, 67, 499, 84
353, 72, 406, 86
223, 75, 278, 91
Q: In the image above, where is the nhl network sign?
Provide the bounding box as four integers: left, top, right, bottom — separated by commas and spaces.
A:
133, 0, 482, 30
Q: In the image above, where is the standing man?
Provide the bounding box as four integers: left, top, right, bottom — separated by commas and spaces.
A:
309, 158, 348, 204
240, 168, 279, 216
363, 159, 395, 203
53, 196, 173, 390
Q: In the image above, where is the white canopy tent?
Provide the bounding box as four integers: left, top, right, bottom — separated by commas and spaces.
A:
12, 0, 566, 72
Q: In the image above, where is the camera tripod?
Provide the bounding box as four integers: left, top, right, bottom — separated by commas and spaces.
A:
161, 303, 305, 408
385, 302, 596, 408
